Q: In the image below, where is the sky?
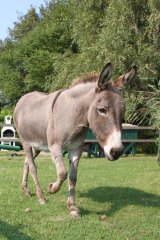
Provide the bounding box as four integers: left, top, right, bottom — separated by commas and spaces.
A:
0, 0, 48, 40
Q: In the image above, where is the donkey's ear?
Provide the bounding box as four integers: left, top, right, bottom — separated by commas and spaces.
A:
98, 62, 112, 90
114, 65, 137, 89
124, 65, 137, 83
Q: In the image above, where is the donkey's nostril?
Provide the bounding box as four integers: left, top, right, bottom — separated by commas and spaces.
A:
110, 148, 116, 157
110, 147, 123, 160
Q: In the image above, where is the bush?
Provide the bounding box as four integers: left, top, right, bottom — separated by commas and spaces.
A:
0, 107, 14, 123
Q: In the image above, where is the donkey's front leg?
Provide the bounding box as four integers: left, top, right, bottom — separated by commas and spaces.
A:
67, 147, 82, 218
48, 144, 67, 193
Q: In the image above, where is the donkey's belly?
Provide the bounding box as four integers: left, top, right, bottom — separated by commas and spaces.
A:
29, 142, 49, 152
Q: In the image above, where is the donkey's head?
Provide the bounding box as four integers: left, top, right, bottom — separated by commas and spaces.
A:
88, 63, 137, 160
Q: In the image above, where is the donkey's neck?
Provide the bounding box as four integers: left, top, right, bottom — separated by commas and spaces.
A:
68, 82, 95, 99
66, 82, 96, 126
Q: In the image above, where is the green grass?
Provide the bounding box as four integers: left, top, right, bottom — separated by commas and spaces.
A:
0, 151, 160, 240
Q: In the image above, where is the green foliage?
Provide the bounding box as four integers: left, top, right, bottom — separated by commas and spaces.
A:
124, 91, 147, 124
24, 49, 54, 91
0, 106, 13, 122
70, 0, 108, 50
146, 82, 160, 128
145, 81, 160, 161
0, 43, 25, 103
0, 0, 159, 127
0, 91, 8, 109
9, 7, 40, 40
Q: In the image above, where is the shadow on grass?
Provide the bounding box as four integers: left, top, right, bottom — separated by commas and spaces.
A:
0, 220, 32, 240
80, 186, 160, 216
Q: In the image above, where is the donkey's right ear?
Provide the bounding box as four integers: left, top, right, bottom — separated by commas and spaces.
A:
98, 62, 112, 90
114, 65, 137, 89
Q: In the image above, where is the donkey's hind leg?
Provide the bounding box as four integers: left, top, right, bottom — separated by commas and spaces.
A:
22, 144, 46, 204
22, 155, 31, 197
22, 147, 40, 197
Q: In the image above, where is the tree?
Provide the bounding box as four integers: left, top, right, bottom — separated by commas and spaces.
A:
0, 41, 26, 103
70, 0, 108, 50
0, 0, 159, 132
9, 7, 40, 41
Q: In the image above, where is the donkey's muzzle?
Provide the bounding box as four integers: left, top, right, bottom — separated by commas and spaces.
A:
108, 146, 123, 161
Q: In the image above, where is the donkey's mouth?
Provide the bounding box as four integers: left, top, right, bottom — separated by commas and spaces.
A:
104, 152, 119, 161
104, 146, 123, 161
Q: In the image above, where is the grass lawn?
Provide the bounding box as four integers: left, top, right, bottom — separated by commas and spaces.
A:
0, 151, 159, 240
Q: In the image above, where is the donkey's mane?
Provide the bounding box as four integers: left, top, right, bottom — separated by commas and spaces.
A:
70, 73, 99, 88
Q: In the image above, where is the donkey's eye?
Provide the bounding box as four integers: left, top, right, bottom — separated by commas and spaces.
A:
97, 107, 108, 116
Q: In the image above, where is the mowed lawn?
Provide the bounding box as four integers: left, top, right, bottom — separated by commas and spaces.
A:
0, 151, 159, 240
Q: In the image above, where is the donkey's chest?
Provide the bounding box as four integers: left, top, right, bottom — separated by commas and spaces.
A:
63, 127, 88, 151
64, 138, 84, 151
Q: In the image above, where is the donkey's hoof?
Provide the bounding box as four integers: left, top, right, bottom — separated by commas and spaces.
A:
24, 192, 32, 197
47, 183, 59, 194
22, 188, 32, 198
70, 210, 80, 218
69, 206, 80, 218
39, 198, 46, 205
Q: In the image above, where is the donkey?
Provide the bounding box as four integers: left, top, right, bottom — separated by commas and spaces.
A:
13, 63, 137, 217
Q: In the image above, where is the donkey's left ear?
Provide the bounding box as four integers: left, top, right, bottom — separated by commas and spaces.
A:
114, 65, 137, 89
124, 65, 137, 84
98, 62, 112, 90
